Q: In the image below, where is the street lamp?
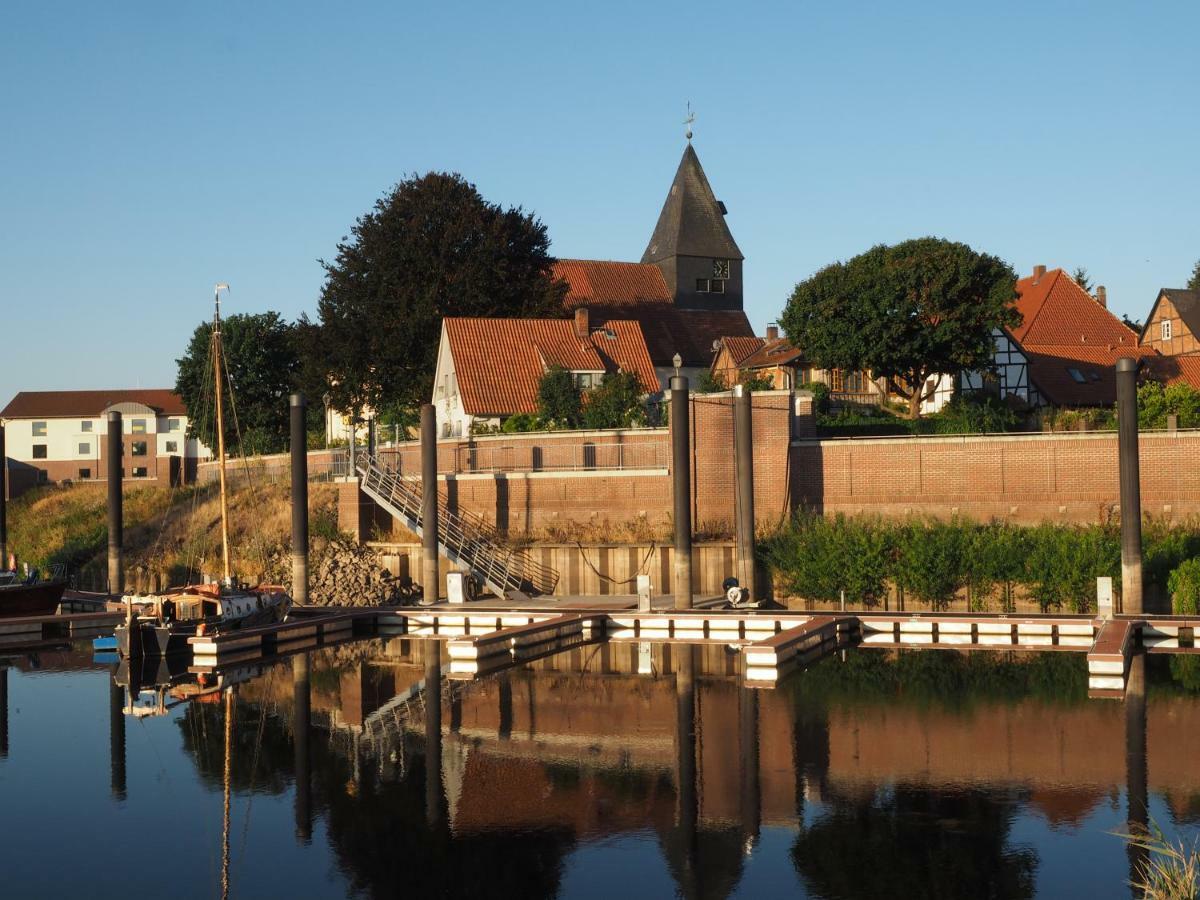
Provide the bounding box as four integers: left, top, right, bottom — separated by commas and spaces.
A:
321, 393, 331, 450
672, 352, 682, 379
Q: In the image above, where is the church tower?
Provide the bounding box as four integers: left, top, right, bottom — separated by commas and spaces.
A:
641, 143, 744, 312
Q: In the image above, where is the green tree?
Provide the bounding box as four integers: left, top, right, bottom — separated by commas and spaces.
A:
740, 371, 776, 391
1188, 259, 1200, 292
311, 172, 567, 419
536, 366, 582, 428
175, 311, 302, 455
695, 369, 728, 393
781, 238, 1020, 418
1072, 266, 1093, 292
1136, 380, 1200, 429
581, 371, 647, 429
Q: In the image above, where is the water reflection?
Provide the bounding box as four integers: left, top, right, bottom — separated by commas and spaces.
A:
3, 638, 1198, 898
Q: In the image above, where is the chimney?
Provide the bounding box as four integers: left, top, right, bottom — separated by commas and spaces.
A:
1096, 285, 1107, 308
765, 324, 779, 341
1032, 264, 1047, 282
574, 306, 589, 340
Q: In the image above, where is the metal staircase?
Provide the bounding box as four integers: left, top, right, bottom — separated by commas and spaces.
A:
356, 453, 559, 599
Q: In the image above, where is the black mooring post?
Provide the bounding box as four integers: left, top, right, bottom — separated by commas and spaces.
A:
670, 377, 693, 609
739, 682, 761, 847
107, 411, 123, 596
420, 404, 439, 605
290, 394, 309, 607
733, 385, 757, 603
0, 422, 7, 570
109, 678, 126, 799
367, 416, 377, 458
293, 652, 312, 843
1116, 358, 1143, 614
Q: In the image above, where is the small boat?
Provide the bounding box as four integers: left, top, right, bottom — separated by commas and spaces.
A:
115, 284, 291, 658
0, 566, 68, 618
92, 635, 118, 651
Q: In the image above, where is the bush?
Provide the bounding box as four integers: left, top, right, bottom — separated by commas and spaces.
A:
799, 381, 831, 415
763, 513, 890, 605
537, 366, 582, 428
1138, 380, 1200, 430
696, 370, 728, 394
580, 371, 646, 429
500, 412, 541, 433
892, 520, 965, 608
917, 396, 1018, 435
1168, 558, 1200, 616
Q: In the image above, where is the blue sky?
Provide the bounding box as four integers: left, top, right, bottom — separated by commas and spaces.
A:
2, 1, 1197, 403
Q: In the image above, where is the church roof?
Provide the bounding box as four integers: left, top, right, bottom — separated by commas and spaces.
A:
590, 307, 755, 370
641, 144, 743, 264
552, 259, 672, 308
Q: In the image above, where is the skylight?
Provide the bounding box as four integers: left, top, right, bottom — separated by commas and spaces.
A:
1067, 368, 1086, 383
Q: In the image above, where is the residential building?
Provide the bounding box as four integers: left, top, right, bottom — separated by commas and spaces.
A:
432, 310, 658, 436
0, 389, 209, 496
712, 326, 886, 402
1139, 288, 1200, 357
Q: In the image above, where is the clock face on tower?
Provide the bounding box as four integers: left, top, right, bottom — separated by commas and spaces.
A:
712, 258, 730, 279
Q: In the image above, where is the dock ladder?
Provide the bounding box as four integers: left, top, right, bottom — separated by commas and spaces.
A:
356, 453, 559, 600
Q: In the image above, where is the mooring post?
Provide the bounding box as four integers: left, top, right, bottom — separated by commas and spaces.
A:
107, 411, 123, 596
739, 682, 761, 847
290, 394, 309, 607
421, 404, 440, 605
1116, 358, 1143, 614
109, 679, 126, 799
293, 652, 312, 843
670, 376, 693, 609
367, 416, 377, 458
733, 385, 757, 602
0, 422, 7, 570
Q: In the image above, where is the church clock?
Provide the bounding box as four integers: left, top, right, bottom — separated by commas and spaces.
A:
712, 258, 730, 279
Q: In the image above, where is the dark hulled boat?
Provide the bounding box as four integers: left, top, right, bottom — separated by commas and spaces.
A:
0, 570, 68, 618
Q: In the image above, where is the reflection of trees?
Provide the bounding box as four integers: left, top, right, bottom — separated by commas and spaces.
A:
792, 786, 1038, 900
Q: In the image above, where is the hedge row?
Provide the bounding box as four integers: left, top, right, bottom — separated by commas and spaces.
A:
763, 514, 1200, 613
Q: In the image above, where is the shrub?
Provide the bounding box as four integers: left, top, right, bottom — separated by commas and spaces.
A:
500, 412, 541, 434
764, 513, 890, 605
580, 371, 646, 429
893, 520, 965, 608
537, 366, 582, 428
695, 370, 728, 394
799, 381, 831, 415
1138, 380, 1200, 430
1168, 558, 1200, 616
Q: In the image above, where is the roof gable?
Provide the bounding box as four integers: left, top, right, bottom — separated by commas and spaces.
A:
444, 318, 658, 416
641, 144, 743, 265
1141, 288, 1200, 343
1012, 269, 1138, 350
1, 389, 187, 420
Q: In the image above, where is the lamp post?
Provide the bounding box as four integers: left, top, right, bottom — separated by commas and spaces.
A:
672, 352, 682, 380
321, 393, 331, 450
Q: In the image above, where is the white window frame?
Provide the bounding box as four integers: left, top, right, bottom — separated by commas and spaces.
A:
1162, 319, 1173, 341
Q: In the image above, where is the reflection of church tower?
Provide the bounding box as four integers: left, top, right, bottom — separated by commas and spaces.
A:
642, 144, 745, 312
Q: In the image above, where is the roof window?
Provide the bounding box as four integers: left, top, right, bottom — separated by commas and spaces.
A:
1067, 368, 1086, 383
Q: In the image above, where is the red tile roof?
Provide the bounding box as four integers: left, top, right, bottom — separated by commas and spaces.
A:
739, 337, 804, 370
594, 307, 755, 368
1013, 269, 1139, 349
444, 317, 658, 416
552, 260, 672, 309
1024, 345, 1157, 407
718, 336, 764, 367
1, 389, 187, 419
1143, 354, 1200, 391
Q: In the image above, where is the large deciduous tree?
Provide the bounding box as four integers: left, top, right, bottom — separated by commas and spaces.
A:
312, 172, 567, 419
781, 238, 1020, 418
1188, 259, 1200, 292
176, 311, 303, 454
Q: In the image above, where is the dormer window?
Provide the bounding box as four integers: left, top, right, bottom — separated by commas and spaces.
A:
572, 372, 603, 390
1162, 319, 1173, 341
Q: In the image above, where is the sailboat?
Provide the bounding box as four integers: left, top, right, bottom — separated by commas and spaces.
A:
116, 284, 290, 658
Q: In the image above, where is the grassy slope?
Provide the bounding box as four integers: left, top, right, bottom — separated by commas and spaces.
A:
7, 480, 337, 581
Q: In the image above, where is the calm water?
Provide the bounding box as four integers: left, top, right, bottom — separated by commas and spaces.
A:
0, 639, 1196, 899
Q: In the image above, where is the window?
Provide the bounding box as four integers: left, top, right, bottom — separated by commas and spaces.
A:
78, 442, 91, 455
695, 278, 726, 294
573, 372, 601, 390
132, 466, 148, 478
32, 444, 47, 459
131, 419, 146, 434
131, 441, 148, 457
1067, 368, 1086, 383
81, 421, 93, 432
78, 468, 91, 480
165, 441, 178, 453
1162, 319, 1173, 341
32, 421, 46, 436
831, 369, 844, 392
37, 470, 48, 484
167, 418, 180, 432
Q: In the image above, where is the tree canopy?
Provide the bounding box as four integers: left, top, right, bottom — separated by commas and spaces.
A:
1071, 266, 1093, 291
175, 311, 303, 455
311, 171, 567, 418
781, 238, 1020, 418
1188, 258, 1200, 292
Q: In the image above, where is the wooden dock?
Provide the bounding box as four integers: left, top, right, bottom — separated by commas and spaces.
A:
0, 611, 124, 652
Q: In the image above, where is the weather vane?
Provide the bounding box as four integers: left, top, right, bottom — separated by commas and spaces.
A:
684, 102, 695, 142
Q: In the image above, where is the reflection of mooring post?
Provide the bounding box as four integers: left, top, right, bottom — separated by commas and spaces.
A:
671, 376, 693, 609
733, 385, 757, 602
421, 404, 440, 605
424, 647, 444, 827
293, 652, 312, 843
0, 665, 8, 759
0, 422, 8, 569
739, 682, 761, 846
107, 411, 123, 596
674, 645, 698, 888
290, 394, 309, 607
1116, 358, 1144, 614
109, 678, 126, 799
1125, 653, 1148, 887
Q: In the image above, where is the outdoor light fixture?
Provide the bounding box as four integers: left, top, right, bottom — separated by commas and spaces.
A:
672, 352, 682, 377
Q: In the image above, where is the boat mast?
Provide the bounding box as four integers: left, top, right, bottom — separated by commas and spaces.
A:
213, 283, 232, 585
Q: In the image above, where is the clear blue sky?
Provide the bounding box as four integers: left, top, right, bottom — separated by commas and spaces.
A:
3, 1, 1197, 404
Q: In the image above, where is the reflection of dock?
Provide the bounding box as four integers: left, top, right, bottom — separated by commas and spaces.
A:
0, 611, 123, 651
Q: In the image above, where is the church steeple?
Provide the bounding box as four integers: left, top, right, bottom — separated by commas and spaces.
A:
642, 143, 744, 311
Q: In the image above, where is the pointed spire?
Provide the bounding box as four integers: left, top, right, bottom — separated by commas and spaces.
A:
642, 143, 743, 265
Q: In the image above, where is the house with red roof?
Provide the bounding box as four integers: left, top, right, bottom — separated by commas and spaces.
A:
432, 310, 658, 436
1139, 288, 1200, 357
0, 389, 209, 494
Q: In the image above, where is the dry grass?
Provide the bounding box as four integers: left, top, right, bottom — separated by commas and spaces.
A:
1119, 825, 1200, 899
6, 479, 337, 582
